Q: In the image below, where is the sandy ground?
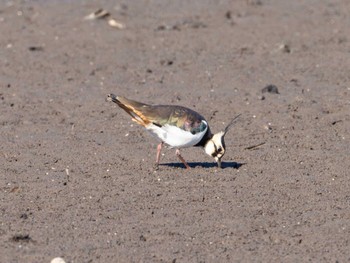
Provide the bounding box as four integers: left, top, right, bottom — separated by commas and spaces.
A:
1, 0, 350, 262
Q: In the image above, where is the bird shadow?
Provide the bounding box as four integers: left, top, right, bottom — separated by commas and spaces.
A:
160, 161, 245, 169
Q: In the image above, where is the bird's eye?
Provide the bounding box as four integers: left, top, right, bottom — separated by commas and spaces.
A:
217, 148, 222, 153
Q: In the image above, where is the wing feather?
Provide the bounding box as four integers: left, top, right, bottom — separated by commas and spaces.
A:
107, 94, 209, 135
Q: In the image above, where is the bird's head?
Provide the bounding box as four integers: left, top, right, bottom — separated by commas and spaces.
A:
204, 114, 241, 168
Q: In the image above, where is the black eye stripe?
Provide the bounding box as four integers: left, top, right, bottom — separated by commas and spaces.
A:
211, 143, 224, 158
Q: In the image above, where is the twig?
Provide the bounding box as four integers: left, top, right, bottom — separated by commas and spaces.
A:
245, 142, 266, 150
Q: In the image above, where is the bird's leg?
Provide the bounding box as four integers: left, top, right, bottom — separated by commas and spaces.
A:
155, 142, 163, 166
175, 149, 191, 169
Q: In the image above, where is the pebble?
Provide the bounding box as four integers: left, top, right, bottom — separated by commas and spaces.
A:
262, 84, 279, 94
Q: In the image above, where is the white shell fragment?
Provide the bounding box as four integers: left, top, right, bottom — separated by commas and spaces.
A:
84, 8, 125, 29
108, 19, 125, 29
84, 9, 110, 20
51, 257, 66, 263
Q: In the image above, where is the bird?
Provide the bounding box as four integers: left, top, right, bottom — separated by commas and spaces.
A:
106, 94, 240, 169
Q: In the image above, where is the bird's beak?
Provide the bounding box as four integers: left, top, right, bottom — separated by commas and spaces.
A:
216, 157, 222, 168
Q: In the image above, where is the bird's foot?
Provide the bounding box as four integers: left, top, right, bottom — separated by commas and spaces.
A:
153, 163, 160, 171
175, 149, 191, 169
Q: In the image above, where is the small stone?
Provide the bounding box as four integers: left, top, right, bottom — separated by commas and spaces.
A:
20, 213, 28, 219
11, 234, 31, 242
262, 84, 279, 94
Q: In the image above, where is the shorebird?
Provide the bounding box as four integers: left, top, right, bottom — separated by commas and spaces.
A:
107, 94, 240, 169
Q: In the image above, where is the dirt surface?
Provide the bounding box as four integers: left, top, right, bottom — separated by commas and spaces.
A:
1, 0, 350, 262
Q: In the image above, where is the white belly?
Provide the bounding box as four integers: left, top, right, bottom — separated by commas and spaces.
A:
146, 121, 207, 148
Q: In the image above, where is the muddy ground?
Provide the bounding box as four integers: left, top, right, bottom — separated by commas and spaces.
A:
1, 0, 350, 262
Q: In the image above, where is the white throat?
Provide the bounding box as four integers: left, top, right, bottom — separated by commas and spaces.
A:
204, 131, 225, 157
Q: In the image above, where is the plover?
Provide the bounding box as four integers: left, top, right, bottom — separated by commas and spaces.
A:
107, 94, 240, 169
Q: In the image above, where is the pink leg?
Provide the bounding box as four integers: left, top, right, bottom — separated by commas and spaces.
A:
156, 142, 163, 165
175, 149, 191, 169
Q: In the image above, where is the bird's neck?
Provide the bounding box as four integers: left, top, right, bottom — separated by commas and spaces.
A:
194, 128, 213, 147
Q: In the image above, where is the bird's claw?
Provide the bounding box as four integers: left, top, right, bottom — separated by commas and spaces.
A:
153, 163, 159, 171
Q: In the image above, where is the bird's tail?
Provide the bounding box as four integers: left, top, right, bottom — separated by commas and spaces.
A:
107, 94, 151, 126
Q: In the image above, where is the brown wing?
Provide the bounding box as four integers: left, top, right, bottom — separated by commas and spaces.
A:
107, 94, 155, 126
107, 94, 208, 135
